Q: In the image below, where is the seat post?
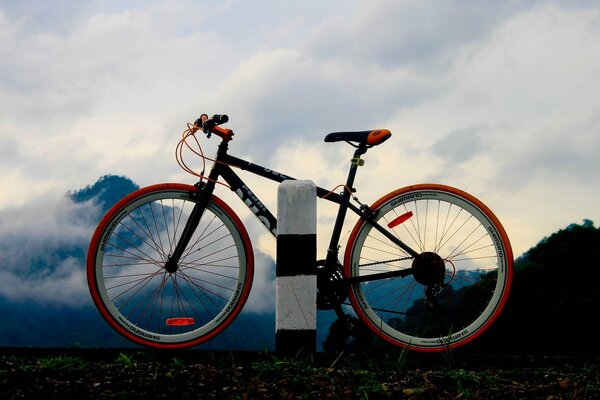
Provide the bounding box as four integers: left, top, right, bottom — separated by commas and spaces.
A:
345, 144, 368, 190
325, 144, 368, 267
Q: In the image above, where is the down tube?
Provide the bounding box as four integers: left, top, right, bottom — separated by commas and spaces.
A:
220, 166, 279, 237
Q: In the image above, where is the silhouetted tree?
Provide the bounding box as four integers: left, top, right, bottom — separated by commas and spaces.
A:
326, 220, 600, 356
465, 220, 600, 355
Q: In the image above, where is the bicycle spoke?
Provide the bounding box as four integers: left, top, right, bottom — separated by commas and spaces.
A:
346, 185, 512, 351
89, 186, 253, 348
141, 202, 166, 261
181, 213, 220, 260
177, 270, 226, 317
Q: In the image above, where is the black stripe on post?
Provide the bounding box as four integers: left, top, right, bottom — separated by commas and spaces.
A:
275, 329, 317, 357
276, 180, 317, 358
276, 234, 316, 277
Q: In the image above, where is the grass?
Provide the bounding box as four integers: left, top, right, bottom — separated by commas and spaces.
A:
115, 352, 138, 369
36, 354, 87, 372
0, 350, 598, 399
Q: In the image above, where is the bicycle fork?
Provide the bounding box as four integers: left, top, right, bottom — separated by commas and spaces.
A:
164, 183, 211, 273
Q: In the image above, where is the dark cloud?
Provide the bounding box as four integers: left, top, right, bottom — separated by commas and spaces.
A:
305, 1, 536, 71
495, 120, 600, 190
0, 0, 92, 34
431, 126, 486, 165
215, 49, 436, 161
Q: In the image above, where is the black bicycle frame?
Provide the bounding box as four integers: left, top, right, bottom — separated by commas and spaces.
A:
166, 138, 419, 280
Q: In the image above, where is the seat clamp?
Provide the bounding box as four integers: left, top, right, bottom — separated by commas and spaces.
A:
351, 157, 365, 166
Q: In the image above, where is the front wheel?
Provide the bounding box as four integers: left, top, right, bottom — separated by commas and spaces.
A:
344, 184, 513, 352
86, 183, 254, 349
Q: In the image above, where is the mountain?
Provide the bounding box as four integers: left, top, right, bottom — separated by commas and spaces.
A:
0, 175, 139, 348
0, 175, 598, 356
322, 220, 600, 356
68, 174, 140, 211
0, 175, 281, 351
464, 219, 600, 356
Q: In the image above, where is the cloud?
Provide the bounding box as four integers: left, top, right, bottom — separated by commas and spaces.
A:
0, 180, 279, 314
413, 4, 600, 192
242, 251, 275, 314
0, 4, 221, 126
0, 3, 223, 205
0, 257, 89, 306
431, 125, 487, 166
215, 48, 438, 162
306, 0, 533, 70
0, 195, 101, 306
0, 134, 19, 167
403, 4, 600, 256
1, 0, 600, 268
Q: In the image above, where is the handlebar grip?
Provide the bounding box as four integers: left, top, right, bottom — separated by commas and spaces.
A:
195, 114, 229, 130
212, 114, 229, 125
193, 113, 234, 141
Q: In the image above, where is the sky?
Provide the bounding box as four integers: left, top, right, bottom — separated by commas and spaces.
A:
1, 0, 600, 307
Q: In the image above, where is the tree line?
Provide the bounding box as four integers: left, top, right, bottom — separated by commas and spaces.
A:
324, 220, 600, 356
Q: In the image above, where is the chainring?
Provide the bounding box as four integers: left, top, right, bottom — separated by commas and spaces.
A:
316, 259, 348, 310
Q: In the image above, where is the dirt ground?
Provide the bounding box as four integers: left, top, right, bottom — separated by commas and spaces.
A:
1, 349, 598, 399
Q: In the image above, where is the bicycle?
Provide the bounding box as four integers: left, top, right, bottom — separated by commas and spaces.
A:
86, 114, 513, 352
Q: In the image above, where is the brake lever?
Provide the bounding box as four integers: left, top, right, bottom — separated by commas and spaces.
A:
194, 113, 230, 140
193, 114, 212, 137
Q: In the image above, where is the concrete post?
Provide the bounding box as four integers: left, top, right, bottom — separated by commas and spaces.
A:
275, 180, 317, 356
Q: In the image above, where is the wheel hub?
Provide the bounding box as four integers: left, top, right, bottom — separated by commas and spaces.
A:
412, 252, 446, 286
164, 257, 178, 274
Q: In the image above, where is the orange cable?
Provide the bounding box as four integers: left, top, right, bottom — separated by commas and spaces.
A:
175, 124, 233, 189
177, 124, 357, 196
321, 184, 353, 199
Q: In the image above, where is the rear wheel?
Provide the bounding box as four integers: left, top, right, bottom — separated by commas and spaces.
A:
87, 183, 253, 349
344, 184, 513, 352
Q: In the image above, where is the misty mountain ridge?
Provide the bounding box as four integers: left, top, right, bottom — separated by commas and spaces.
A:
0, 174, 280, 350
0, 175, 598, 355
0, 175, 139, 301
68, 174, 139, 212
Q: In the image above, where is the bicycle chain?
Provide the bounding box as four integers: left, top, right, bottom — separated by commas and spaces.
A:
359, 256, 413, 267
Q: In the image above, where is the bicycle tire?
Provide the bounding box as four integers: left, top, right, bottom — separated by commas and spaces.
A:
344, 184, 513, 352
87, 183, 254, 349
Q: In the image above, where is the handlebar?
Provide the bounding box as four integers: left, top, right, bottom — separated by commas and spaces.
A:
193, 114, 234, 141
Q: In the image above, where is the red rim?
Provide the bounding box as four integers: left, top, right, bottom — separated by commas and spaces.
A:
86, 183, 254, 349
343, 184, 513, 352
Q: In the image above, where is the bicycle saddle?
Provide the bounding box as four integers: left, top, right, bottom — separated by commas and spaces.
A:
324, 129, 391, 147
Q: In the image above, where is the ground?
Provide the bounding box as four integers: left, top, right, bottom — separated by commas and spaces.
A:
0, 349, 598, 399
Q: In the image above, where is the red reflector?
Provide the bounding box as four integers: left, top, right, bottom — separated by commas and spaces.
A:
166, 317, 195, 326
387, 211, 413, 228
